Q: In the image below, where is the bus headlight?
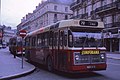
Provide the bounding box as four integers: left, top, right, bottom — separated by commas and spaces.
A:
100, 54, 105, 59
75, 55, 79, 60
74, 52, 80, 61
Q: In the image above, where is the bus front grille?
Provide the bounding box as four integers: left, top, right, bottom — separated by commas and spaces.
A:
74, 52, 106, 65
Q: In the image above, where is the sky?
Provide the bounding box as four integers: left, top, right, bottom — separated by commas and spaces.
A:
1, 0, 43, 29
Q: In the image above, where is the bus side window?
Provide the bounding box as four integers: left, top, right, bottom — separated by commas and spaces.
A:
49, 31, 53, 46
68, 30, 73, 47
60, 31, 64, 46
64, 29, 67, 46
41, 33, 44, 47
54, 32, 58, 46
45, 32, 48, 46
37, 34, 41, 47
32, 37, 36, 47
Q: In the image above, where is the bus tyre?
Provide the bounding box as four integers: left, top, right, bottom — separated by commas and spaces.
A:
47, 57, 53, 72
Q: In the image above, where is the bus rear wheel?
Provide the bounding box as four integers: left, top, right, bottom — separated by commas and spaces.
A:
47, 56, 53, 72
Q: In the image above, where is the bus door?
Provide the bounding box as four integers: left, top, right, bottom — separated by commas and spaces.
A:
36, 33, 48, 64
53, 30, 65, 69
30, 36, 37, 62
58, 30, 65, 69
53, 31, 58, 69
25, 37, 30, 59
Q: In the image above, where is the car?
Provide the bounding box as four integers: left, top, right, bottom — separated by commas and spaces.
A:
0, 44, 2, 49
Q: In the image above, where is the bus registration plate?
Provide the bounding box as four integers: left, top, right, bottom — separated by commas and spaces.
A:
87, 65, 96, 69
81, 50, 99, 55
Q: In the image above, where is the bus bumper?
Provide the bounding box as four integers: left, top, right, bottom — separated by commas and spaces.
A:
68, 63, 107, 72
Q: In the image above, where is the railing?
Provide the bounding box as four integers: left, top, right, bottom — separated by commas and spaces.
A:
105, 22, 120, 28
95, 1, 118, 13
90, 10, 96, 15
70, 13, 88, 19
70, 14, 82, 19
82, 13, 88, 19
70, 2, 77, 9
70, 0, 87, 9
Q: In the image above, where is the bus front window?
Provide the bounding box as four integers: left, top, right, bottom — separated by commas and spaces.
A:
73, 32, 103, 47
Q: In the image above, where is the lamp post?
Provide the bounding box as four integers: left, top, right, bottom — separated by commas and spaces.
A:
0, 27, 3, 47
19, 30, 27, 69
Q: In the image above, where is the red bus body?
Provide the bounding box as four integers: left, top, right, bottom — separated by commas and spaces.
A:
25, 19, 107, 73
9, 36, 24, 55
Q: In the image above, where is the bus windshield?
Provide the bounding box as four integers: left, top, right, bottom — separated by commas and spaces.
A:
72, 32, 103, 47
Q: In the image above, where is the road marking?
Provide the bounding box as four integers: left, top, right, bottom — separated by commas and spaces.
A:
108, 63, 120, 66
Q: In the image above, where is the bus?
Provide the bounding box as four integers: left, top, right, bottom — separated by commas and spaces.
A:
9, 36, 23, 55
25, 19, 107, 73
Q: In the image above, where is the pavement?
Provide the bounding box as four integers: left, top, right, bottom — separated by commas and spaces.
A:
0, 47, 120, 80
106, 52, 120, 60
0, 47, 35, 80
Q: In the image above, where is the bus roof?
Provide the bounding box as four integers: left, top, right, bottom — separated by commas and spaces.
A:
26, 19, 104, 37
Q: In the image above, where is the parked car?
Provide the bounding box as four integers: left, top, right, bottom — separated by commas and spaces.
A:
0, 44, 2, 49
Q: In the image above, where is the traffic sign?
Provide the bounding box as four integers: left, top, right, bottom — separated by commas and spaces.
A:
19, 30, 27, 38
19, 30, 27, 69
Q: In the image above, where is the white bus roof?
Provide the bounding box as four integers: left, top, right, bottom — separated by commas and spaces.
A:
26, 19, 104, 37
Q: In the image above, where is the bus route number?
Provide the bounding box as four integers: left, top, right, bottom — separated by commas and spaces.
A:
79, 20, 98, 26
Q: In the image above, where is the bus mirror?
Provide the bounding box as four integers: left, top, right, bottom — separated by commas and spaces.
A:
69, 35, 72, 42
118, 29, 120, 34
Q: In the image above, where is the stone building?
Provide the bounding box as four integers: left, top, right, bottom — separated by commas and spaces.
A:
70, 0, 120, 52
0, 25, 16, 45
17, 0, 73, 33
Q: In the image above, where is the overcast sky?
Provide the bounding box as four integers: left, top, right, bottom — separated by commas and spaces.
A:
1, 0, 42, 29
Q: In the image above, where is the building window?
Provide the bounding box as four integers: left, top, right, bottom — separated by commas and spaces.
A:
65, 15, 68, 20
54, 14, 58, 23
54, 5, 57, 11
101, 0, 107, 6
65, 7, 68, 12
112, 14, 117, 23
103, 17, 107, 24
35, 22, 38, 27
54, 14, 57, 18
76, 9, 79, 15
84, 6, 87, 14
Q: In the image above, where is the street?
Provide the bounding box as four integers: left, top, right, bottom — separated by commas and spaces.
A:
1, 48, 120, 80
1, 0, 120, 80
12, 59, 120, 80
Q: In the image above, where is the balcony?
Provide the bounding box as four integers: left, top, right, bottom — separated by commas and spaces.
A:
105, 22, 120, 28
90, 10, 97, 19
95, 1, 120, 15
70, 0, 86, 10
70, 13, 88, 19
70, 14, 82, 19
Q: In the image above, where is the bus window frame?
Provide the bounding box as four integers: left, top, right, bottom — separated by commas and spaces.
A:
49, 31, 53, 46
31, 36, 36, 47
25, 37, 31, 48
64, 28, 68, 47
37, 34, 42, 47
68, 29, 73, 47
54, 31, 58, 46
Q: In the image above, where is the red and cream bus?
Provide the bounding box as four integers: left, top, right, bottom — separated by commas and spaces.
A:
25, 19, 107, 73
9, 36, 23, 55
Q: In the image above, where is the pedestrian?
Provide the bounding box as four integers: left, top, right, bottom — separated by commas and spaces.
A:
13, 40, 16, 58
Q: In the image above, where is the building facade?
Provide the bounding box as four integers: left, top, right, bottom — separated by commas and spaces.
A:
17, 0, 73, 33
70, 0, 120, 52
0, 25, 16, 45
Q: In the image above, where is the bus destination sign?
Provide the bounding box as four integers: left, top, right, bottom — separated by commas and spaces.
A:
79, 20, 98, 26
81, 50, 99, 55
